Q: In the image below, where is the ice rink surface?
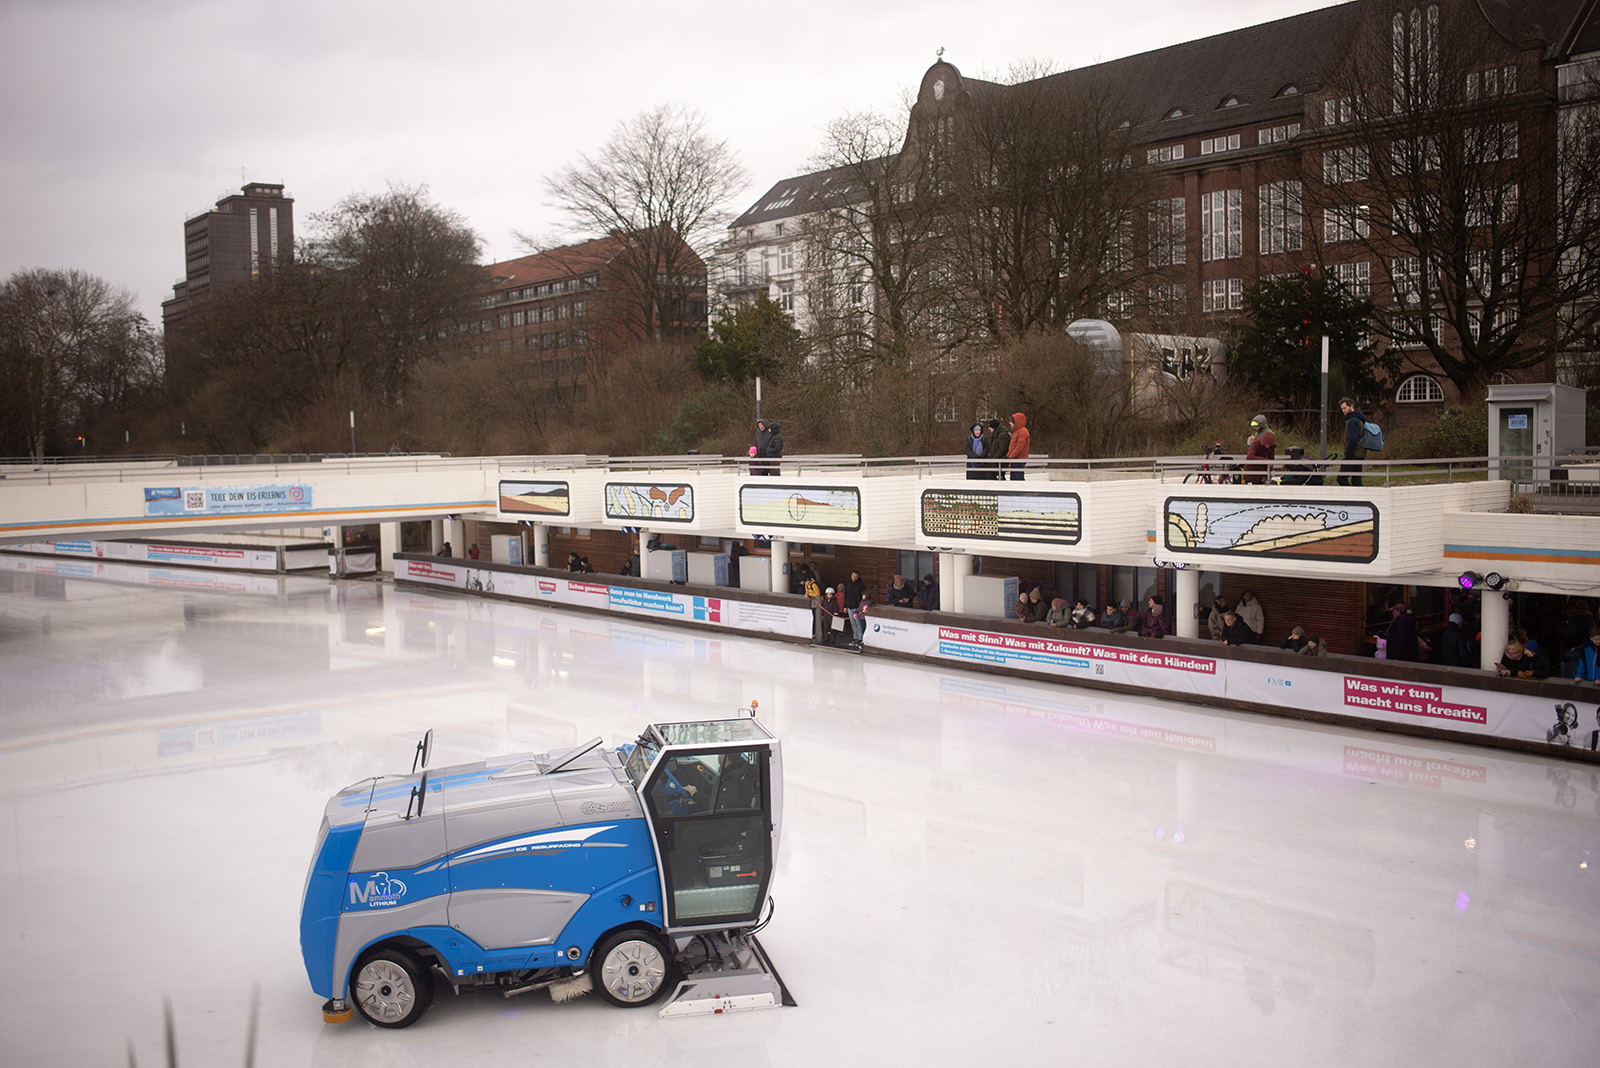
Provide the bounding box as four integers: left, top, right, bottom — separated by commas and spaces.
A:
1, 568, 1597, 1067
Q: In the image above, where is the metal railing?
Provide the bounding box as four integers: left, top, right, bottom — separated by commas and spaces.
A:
0, 449, 1576, 492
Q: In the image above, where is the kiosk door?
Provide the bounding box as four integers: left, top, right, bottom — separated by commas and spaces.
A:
643, 746, 772, 928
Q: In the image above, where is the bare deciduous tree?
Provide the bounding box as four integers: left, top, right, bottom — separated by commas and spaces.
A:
1308, 3, 1600, 393
541, 105, 747, 343
0, 268, 160, 458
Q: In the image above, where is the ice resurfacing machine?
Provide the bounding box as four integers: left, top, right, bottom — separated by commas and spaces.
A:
299, 711, 792, 1026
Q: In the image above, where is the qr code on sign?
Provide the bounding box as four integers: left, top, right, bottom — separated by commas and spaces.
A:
184, 490, 205, 511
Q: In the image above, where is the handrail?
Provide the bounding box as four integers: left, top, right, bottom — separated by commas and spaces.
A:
0, 450, 1580, 489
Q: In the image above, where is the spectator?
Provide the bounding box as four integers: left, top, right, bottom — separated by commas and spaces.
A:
1220, 607, 1254, 647
1387, 602, 1420, 662
762, 421, 784, 475
842, 570, 866, 611
987, 418, 1011, 481
1140, 596, 1168, 639
566, 550, 581, 570
1102, 599, 1129, 631
1522, 638, 1553, 679
1280, 625, 1308, 652
1560, 602, 1598, 677
1006, 412, 1031, 480
885, 574, 916, 608
919, 573, 940, 611
1243, 414, 1277, 484
964, 423, 988, 480
1299, 634, 1328, 657
1497, 640, 1540, 679
437, 542, 453, 557
1046, 597, 1072, 627
468, 543, 481, 560
1338, 397, 1367, 487
579, 556, 594, 573
1237, 590, 1265, 644
1570, 626, 1600, 683
751, 420, 772, 475
848, 594, 870, 649
1438, 612, 1474, 667
1207, 598, 1228, 642
1028, 588, 1051, 622
1070, 598, 1096, 628
820, 587, 847, 645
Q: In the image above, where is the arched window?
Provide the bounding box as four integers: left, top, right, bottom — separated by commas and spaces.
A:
1395, 373, 1445, 403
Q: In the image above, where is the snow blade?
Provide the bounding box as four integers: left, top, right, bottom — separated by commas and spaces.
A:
658, 933, 795, 1019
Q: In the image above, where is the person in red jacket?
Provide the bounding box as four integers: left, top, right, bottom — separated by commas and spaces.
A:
1007, 412, 1031, 480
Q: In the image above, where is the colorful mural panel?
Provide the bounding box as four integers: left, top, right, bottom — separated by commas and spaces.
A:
739, 485, 862, 531
605, 482, 695, 523
498, 480, 570, 516
920, 489, 1082, 545
1164, 497, 1379, 563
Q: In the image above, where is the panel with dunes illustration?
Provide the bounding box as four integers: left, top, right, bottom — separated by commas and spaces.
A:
1164, 497, 1378, 563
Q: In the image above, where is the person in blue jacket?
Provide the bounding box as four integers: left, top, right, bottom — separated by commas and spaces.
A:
1574, 626, 1600, 682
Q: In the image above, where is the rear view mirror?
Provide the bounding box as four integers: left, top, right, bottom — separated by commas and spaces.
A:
412, 728, 434, 774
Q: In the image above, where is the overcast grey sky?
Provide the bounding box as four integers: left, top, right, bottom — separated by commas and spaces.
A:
0, 0, 1331, 327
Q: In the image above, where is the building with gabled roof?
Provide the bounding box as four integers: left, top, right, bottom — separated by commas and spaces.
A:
720, 0, 1600, 418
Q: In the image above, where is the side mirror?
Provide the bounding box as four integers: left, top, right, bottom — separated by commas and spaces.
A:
412, 728, 434, 774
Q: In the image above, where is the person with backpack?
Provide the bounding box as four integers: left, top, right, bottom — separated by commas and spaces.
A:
1338, 397, 1367, 487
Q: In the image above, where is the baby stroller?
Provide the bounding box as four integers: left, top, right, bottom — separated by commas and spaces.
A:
1184, 443, 1238, 484
1277, 445, 1335, 486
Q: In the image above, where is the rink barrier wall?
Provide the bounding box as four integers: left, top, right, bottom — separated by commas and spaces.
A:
866, 608, 1600, 761
391, 554, 814, 641
0, 537, 333, 572
391, 555, 1600, 762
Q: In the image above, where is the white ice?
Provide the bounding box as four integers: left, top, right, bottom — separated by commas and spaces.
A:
1, 571, 1596, 1067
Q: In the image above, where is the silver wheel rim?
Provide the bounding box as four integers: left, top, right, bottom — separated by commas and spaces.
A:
600, 939, 666, 1003
355, 958, 416, 1022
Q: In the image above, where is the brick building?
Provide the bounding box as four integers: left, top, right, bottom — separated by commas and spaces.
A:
716, 0, 1599, 417
471, 232, 709, 404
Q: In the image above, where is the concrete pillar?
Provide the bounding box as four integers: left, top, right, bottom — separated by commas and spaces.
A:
444, 517, 466, 556
430, 518, 444, 554
1175, 568, 1200, 639
1480, 591, 1509, 672
329, 525, 345, 577
640, 529, 654, 577
530, 523, 550, 569
769, 539, 789, 594
379, 522, 401, 574
945, 553, 973, 613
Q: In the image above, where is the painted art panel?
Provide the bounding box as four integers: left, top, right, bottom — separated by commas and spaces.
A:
1164, 497, 1378, 563
604, 483, 694, 523
739, 485, 862, 531
920, 489, 1082, 545
498, 480, 571, 516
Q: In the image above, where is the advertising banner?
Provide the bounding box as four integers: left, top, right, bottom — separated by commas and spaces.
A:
865, 616, 1226, 697
1225, 660, 1569, 746
3, 540, 281, 571
397, 562, 812, 640
144, 483, 314, 517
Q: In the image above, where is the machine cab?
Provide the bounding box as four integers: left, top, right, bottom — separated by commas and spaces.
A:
623, 716, 781, 932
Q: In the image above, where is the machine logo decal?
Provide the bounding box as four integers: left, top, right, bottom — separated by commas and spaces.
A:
580, 800, 633, 815
454, 824, 617, 862
349, 871, 407, 908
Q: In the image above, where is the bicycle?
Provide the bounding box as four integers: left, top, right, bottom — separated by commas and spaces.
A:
1183, 443, 1239, 484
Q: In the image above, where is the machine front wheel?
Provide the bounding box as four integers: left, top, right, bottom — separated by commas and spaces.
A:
350, 946, 433, 1028
593, 930, 674, 1007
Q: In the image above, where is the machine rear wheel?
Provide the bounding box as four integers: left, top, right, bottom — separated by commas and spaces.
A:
351, 946, 433, 1028
593, 930, 673, 1007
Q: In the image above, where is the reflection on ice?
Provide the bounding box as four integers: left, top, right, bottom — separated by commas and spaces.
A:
0, 565, 1596, 1067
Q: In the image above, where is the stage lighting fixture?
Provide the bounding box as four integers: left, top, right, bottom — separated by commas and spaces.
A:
1458, 571, 1483, 590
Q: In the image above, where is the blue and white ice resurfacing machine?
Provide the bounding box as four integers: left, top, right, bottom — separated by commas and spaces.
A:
299, 709, 793, 1026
